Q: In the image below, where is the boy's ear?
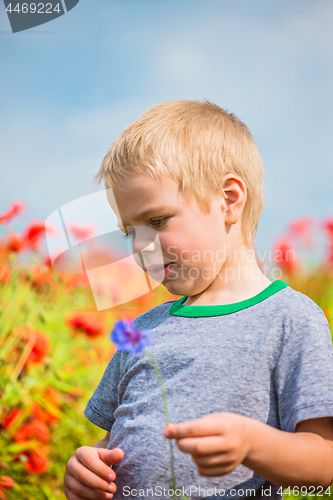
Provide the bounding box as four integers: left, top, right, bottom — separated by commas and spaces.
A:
221, 174, 247, 225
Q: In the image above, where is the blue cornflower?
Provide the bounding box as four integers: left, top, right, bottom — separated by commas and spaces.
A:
110, 318, 154, 355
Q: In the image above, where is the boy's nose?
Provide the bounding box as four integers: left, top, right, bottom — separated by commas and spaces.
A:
130, 226, 160, 254
133, 239, 157, 254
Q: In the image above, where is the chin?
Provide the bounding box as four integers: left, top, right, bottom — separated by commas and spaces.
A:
162, 280, 186, 297
164, 280, 200, 299
162, 270, 210, 297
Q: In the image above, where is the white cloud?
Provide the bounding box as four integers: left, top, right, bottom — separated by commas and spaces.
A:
288, 0, 333, 52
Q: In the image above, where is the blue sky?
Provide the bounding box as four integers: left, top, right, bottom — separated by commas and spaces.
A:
1, 0, 332, 260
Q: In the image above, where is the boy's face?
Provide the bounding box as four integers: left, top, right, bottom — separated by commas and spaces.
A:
112, 172, 235, 298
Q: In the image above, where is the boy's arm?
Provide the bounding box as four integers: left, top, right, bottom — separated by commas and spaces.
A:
164, 413, 333, 490
242, 416, 333, 489
93, 431, 110, 448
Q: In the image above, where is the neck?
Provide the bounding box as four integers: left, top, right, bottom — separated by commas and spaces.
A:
184, 244, 272, 306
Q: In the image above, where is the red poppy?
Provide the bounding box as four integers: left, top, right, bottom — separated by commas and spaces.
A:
6, 232, 25, 253
22, 221, 47, 251
31, 403, 46, 425
14, 327, 51, 366
322, 219, 333, 267
43, 255, 52, 268
0, 476, 15, 500
13, 419, 49, 443
0, 476, 15, 490
23, 447, 50, 474
288, 217, 315, 249
288, 217, 313, 235
0, 201, 25, 225
66, 311, 105, 337
67, 223, 96, 243
273, 236, 298, 273
1, 407, 24, 430
324, 219, 333, 239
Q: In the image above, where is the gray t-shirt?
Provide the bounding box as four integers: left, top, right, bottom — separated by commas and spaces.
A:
84, 279, 333, 500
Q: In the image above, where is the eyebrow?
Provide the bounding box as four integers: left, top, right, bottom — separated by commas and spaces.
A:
118, 205, 173, 228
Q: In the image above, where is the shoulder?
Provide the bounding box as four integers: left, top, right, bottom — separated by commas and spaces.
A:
132, 298, 180, 330
270, 286, 331, 352
282, 285, 326, 316
269, 285, 328, 332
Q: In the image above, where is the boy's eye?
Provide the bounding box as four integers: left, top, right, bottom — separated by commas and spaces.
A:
150, 217, 168, 227
122, 218, 168, 240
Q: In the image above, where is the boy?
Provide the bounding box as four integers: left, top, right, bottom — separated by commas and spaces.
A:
64, 100, 333, 500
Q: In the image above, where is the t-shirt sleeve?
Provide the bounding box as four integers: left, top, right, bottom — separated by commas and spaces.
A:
274, 303, 333, 433
83, 349, 123, 432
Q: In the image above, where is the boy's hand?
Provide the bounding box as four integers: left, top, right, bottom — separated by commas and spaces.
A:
163, 412, 252, 478
64, 446, 124, 500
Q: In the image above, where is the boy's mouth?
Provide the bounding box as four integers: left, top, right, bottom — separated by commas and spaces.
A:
146, 262, 175, 274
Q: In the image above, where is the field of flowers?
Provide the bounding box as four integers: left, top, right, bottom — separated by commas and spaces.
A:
0, 201, 332, 500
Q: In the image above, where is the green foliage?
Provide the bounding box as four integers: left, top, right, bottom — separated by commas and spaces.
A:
0, 265, 117, 499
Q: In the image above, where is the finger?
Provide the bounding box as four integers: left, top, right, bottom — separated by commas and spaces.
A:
97, 448, 124, 468
192, 451, 235, 467
197, 462, 236, 477
76, 447, 123, 483
69, 455, 117, 493
64, 484, 88, 500
65, 472, 116, 499
64, 482, 116, 500
176, 436, 226, 455
164, 415, 224, 439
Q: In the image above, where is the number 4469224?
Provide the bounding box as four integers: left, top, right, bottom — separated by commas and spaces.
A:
6, 3, 61, 14
279, 485, 333, 496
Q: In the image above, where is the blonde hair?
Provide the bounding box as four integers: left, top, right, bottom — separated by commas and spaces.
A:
93, 99, 264, 246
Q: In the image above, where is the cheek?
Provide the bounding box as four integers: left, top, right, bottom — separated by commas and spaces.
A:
158, 235, 189, 258
160, 236, 207, 266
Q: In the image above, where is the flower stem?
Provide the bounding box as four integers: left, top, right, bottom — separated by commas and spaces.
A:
143, 348, 178, 499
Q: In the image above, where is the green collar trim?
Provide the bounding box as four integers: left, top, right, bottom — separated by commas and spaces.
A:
169, 279, 289, 317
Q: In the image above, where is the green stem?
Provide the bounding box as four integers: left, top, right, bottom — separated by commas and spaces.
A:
143, 348, 178, 499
